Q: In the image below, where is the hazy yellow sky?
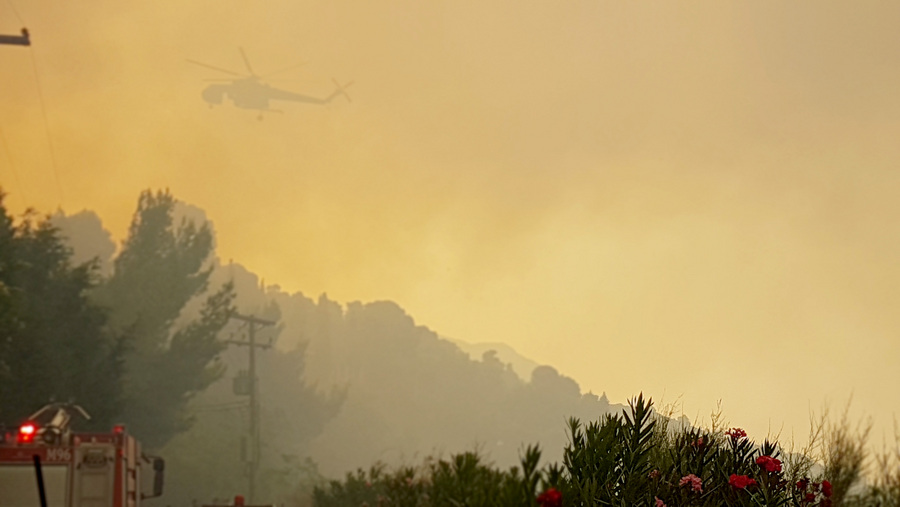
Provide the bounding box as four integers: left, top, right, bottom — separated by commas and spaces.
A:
2, 1, 898, 447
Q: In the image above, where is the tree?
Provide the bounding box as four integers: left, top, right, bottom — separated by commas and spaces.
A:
0, 192, 125, 428
49, 210, 116, 277
159, 282, 345, 507
94, 189, 234, 448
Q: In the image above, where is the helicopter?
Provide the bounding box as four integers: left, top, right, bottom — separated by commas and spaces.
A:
188, 48, 353, 119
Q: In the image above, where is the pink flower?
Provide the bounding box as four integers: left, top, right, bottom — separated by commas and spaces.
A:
655, 497, 667, 507
821, 480, 832, 497
726, 428, 747, 440
756, 455, 783, 473
729, 474, 757, 489
679, 474, 703, 493
648, 469, 660, 480
537, 488, 562, 507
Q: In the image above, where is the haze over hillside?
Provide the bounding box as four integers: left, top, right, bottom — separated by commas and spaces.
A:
448, 338, 542, 383
50, 204, 623, 502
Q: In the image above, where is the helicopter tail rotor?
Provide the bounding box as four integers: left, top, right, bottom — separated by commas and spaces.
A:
331, 78, 354, 103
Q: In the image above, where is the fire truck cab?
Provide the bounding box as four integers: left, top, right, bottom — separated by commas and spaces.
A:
0, 404, 164, 507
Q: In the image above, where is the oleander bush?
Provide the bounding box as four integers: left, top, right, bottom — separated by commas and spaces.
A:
310, 395, 900, 506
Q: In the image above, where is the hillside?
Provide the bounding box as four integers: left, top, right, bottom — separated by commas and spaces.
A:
51, 203, 623, 501
446, 337, 542, 382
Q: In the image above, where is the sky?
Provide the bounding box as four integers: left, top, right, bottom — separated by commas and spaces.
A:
2, 0, 899, 450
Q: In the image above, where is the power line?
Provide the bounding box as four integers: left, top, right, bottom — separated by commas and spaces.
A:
1, 1, 34, 208
4, 0, 24, 25
26, 47, 64, 205
3, 2, 64, 205
0, 127, 28, 207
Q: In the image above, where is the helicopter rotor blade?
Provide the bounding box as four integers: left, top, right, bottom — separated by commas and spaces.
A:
239, 47, 256, 76
186, 59, 246, 77
261, 61, 308, 79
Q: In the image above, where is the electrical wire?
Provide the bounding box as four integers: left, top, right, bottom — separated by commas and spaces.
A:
5, 0, 64, 206
4, 0, 23, 25
0, 127, 29, 207
27, 48, 64, 205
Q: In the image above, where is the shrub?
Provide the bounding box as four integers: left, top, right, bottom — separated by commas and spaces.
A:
310, 395, 899, 506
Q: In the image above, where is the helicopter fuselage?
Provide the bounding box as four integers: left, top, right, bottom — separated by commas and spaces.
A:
202, 78, 272, 110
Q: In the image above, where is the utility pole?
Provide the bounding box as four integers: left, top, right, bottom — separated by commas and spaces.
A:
225, 312, 275, 503
0, 28, 29, 46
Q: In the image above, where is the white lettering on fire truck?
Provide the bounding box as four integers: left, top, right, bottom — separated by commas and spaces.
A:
45, 448, 72, 462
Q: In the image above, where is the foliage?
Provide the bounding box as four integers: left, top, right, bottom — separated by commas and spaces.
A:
0, 192, 125, 428
286, 296, 617, 477
312, 445, 548, 507
93, 189, 235, 448
310, 394, 900, 507
159, 306, 345, 507
2, 191, 342, 507
821, 406, 870, 506
0, 188, 235, 442
559, 394, 658, 505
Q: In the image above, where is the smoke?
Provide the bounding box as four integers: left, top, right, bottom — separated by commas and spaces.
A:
2, 0, 899, 452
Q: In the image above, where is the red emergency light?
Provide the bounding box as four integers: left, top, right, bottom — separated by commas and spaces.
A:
17, 422, 37, 443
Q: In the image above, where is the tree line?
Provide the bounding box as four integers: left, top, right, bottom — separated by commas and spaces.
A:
0, 189, 234, 448
1, 187, 628, 505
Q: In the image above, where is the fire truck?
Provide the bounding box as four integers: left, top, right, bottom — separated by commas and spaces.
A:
0, 403, 164, 507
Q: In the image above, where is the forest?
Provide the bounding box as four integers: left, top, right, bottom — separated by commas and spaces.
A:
1, 189, 632, 505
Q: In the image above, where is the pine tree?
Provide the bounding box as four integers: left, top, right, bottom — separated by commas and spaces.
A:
94, 189, 235, 448
0, 192, 124, 428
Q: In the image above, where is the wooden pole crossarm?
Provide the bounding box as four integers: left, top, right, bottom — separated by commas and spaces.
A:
0, 28, 30, 46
